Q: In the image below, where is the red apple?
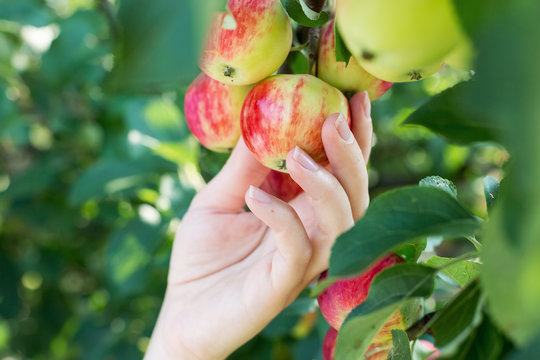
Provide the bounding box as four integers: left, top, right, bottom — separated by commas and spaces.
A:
317, 253, 404, 331
241, 74, 351, 172
259, 170, 302, 202
322, 327, 392, 360
184, 73, 251, 152
199, 0, 292, 85
318, 19, 393, 101
418, 340, 440, 360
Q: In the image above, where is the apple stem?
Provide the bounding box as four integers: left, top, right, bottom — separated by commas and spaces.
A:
299, 0, 327, 76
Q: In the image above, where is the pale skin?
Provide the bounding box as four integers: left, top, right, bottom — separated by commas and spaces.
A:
145, 92, 374, 360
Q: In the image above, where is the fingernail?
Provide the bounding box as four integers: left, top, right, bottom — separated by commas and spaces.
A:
293, 146, 319, 171
335, 112, 354, 143
248, 185, 273, 203
362, 91, 371, 119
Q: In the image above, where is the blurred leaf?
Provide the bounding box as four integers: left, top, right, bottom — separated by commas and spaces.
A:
109, 0, 225, 92
198, 146, 230, 183
506, 331, 540, 360
105, 209, 167, 296
287, 51, 309, 74
426, 256, 480, 287
68, 155, 177, 206
41, 10, 110, 87
441, 315, 507, 360
429, 281, 484, 351
389, 330, 412, 360
403, 82, 501, 144
335, 265, 436, 359
0, 253, 20, 318
279, 0, 329, 27
419, 176, 457, 199
483, 176, 499, 213
334, 20, 351, 65
474, 0, 540, 346
0, 0, 53, 26
329, 186, 481, 278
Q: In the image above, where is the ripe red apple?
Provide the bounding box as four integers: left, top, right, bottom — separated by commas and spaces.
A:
318, 19, 392, 101
322, 327, 391, 360
317, 253, 404, 331
184, 73, 251, 152
241, 74, 351, 172
259, 170, 302, 202
199, 0, 292, 85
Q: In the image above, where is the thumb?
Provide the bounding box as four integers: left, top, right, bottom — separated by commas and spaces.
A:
191, 137, 271, 211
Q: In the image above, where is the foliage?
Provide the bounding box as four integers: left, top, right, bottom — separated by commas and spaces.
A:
0, 0, 537, 359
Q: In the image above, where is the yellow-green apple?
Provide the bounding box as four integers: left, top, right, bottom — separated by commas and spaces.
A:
317, 254, 405, 331
200, 0, 292, 85
259, 170, 302, 202
444, 36, 475, 70
322, 327, 393, 360
317, 19, 392, 100
241, 74, 350, 172
184, 73, 251, 152
336, 0, 464, 82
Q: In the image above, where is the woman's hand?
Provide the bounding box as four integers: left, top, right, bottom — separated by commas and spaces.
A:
145, 92, 374, 360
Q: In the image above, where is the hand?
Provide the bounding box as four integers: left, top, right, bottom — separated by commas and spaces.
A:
145, 92, 374, 360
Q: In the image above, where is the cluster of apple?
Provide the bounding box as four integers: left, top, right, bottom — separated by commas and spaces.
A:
184, 0, 466, 357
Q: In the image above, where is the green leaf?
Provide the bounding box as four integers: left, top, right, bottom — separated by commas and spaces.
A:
506, 331, 540, 360
403, 82, 502, 144
426, 256, 480, 287
108, 0, 225, 91
335, 265, 436, 359
334, 20, 352, 65
198, 146, 231, 183
105, 209, 168, 296
393, 238, 427, 263
429, 280, 484, 352
388, 330, 412, 360
483, 176, 499, 212
286, 51, 309, 74
419, 176, 457, 199
442, 315, 507, 360
329, 186, 481, 278
68, 155, 178, 206
279, 0, 330, 27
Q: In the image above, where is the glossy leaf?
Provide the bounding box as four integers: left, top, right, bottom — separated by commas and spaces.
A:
419, 176, 457, 199
388, 330, 412, 360
426, 256, 480, 287
483, 176, 499, 212
329, 186, 481, 278
430, 280, 484, 351
334, 20, 352, 65
279, 0, 329, 27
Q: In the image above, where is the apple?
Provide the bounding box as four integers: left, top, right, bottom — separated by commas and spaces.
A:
417, 340, 440, 360
199, 0, 292, 85
184, 73, 251, 152
259, 170, 302, 202
444, 36, 475, 70
317, 253, 404, 331
322, 327, 392, 360
317, 19, 392, 101
241, 74, 351, 172
335, 0, 464, 82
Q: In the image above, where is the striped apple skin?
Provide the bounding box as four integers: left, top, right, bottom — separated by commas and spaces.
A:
241, 74, 350, 172
200, 0, 292, 85
184, 73, 251, 152
259, 170, 302, 202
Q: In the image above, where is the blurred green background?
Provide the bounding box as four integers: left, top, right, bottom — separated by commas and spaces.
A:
0, 0, 507, 359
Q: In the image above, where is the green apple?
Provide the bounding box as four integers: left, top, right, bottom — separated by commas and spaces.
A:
199, 0, 292, 85
336, 0, 465, 82
318, 19, 393, 100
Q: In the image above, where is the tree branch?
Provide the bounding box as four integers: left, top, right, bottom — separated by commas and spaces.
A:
406, 311, 437, 341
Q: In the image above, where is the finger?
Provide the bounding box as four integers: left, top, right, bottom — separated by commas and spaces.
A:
350, 91, 373, 163
191, 137, 270, 211
286, 146, 355, 274
245, 186, 312, 293
322, 112, 370, 221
